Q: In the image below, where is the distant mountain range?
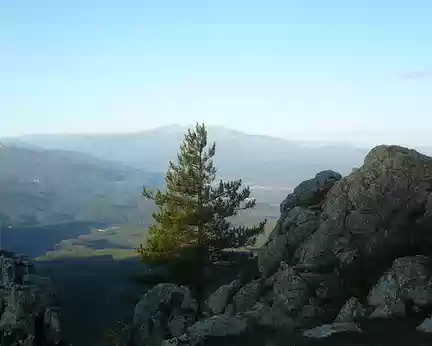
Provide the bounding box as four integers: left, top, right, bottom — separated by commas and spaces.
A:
5, 125, 432, 229
5, 125, 372, 186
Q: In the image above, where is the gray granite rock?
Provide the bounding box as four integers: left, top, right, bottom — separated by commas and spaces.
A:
269, 263, 310, 314
334, 297, 365, 323
232, 279, 264, 313
280, 170, 342, 214
0, 252, 61, 346
417, 315, 432, 333
303, 322, 363, 338
368, 256, 432, 318
206, 279, 241, 315
132, 283, 197, 346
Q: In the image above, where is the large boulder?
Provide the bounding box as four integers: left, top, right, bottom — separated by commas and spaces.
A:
132, 283, 197, 346
269, 207, 321, 243
259, 207, 321, 277
294, 146, 432, 283
268, 262, 310, 315
257, 234, 289, 278
298, 297, 326, 327
206, 280, 240, 315
367, 256, 432, 317
280, 170, 342, 214
232, 279, 264, 313
258, 146, 432, 328
259, 171, 341, 278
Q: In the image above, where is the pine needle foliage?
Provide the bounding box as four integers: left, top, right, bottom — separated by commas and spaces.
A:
138, 123, 266, 310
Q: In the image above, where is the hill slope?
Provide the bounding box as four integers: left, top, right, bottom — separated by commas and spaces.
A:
0, 145, 162, 227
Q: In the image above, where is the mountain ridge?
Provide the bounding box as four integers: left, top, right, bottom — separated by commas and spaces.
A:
4, 125, 372, 186
4, 124, 368, 148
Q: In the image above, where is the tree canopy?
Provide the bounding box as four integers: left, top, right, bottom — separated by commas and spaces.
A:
138, 123, 266, 309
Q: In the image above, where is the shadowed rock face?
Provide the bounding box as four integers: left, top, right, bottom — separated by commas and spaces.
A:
130, 283, 198, 346
0, 251, 64, 346
128, 145, 432, 346
365, 255, 432, 319
417, 314, 432, 332
334, 297, 365, 323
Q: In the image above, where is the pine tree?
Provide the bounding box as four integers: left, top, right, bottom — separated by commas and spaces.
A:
138, 123, 266, 311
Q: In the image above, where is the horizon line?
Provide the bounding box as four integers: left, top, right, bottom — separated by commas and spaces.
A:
2, 124, 368, 147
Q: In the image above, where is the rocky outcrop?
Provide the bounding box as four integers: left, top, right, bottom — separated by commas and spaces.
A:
257, 233, 288, 278
259, 170, 339, 278
295, 146, 432, 270
130, 283, 198, 346
367, 256, 432, 318
128, 145, 432, 346
0, 250, 62, 346
280, 170, 342, 214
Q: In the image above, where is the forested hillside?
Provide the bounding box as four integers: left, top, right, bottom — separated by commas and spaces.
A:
0, 145, 162, 227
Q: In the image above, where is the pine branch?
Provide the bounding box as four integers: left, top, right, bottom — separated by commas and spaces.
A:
207, 189, 231, 202
234, 199, 256, 211
142, 187, 156, 200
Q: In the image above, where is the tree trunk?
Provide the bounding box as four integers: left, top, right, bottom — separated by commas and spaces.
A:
196, 135, 206, 316
195, 244, 205, 316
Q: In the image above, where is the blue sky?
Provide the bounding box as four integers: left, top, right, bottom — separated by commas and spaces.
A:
1, 1, 432, 146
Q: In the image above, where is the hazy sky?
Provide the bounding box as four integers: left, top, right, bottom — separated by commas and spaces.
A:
1, 1, 432, 146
